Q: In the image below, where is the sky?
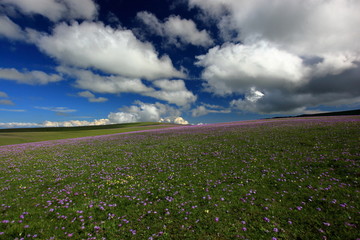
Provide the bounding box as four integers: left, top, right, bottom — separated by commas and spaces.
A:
0, 0, 359, 128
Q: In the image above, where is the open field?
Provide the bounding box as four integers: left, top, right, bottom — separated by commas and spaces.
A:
0, 122, 178, 146
0, 116, 359, 239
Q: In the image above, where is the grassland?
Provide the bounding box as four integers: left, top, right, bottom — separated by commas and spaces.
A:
0, 122, 177, 146
0, 116, 359, 239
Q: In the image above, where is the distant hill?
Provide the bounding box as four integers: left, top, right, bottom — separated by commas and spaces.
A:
271, 109, 360, 119
296, 109, 360, 117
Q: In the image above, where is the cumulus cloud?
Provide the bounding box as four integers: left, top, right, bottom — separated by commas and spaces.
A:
196, 41, 310, 95
190, 0, 360, 114
310, 53, 359, 78
0, 122, 38, 129
0, 15, 26, 40
0, 101, 190, 128
191, 105, 230, 117
191, 106, 210, 117
230, 87, 267, 113
0, 68, 62, 85
77, 91, 108, 103
58, 67, 153, 94
160, 116, 189, 125
0, 118, 110, 129
0, 0, 98, 22
230, 68, 360, 114
42, 119, 109, 127
173, 117, 188, 125
109, 102, 165, 123
137, 11, 213, 47
145, 79, 197, 106
196, 41, 360, 114
108, 101, 189, 124
189, 0, 360, 55
191, 0, 360, 73
59, 67, 195, 107
232, 90, 360, 115
35, 21, 184, 80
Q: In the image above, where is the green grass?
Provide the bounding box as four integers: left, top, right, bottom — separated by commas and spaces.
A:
0, 122, 177, 146
0, 117, 359, 239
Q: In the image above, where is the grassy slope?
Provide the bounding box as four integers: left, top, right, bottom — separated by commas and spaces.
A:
0, 117, 359, 239
0, 122, 177, 146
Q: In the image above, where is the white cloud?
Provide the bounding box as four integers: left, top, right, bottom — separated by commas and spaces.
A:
0, 122, 37, 129
0, 68, 62, 85
173, 117, 188, 125
246, 87, 264, 103
35, 106, 77, 113
191, 0, 360, 72
230, 81, 360, 115
230, 87, 266, 113
59, 67, 195, 107
0, 119, 111, 128
42, 119, 109, 127
137, 11, 213, 47
77, 91, 108, 103
191, 0, 360, 114
58, 67, 153, 94
109, 101, 189, 124
189, 0, 360, 54
160, 116, 189, 125
0, 101, 190, 128
311, 53, 359, 78
196, 41, 310, 95
191, 105, 230, 117
191, 105, 208, 117
1, 0, 98, 22
35, 21, 184, 80
165, 15, 213, 47
111, 103, 163, 123
0, 15, 26, 40
107, 112, 138, 124
198, 41, 360, 114
145, 79, 197, 107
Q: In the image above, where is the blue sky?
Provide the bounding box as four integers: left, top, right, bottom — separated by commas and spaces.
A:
0, 0, 359, 128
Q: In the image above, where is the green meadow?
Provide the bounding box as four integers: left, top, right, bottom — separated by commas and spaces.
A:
0, 122, 177, 146
0, 117, 359, 239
